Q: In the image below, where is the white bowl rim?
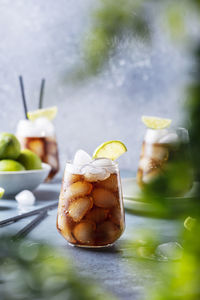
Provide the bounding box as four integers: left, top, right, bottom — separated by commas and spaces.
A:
0, 162, 51, 175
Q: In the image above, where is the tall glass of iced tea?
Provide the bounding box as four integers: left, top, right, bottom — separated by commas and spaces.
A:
57, 153, 125, 248
16, 118, 59, 181
137, 127, 192, 194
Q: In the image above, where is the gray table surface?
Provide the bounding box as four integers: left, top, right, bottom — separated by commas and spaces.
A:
0, 171, 181, 300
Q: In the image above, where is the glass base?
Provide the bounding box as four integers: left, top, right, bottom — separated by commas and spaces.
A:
67, 242, 115, 249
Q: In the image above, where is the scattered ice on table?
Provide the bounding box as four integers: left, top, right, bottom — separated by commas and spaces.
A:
155, 242, 183, 261
15, 190, 36, 206
73, 149, 92, 165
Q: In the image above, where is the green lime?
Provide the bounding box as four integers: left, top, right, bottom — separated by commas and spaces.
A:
93, 140, 127, 160
0, 133, 21, 159
18, 149, 42, 170
0, 160, 25, 171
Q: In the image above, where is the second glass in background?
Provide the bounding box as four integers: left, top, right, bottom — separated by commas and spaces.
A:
137, 127, 193, 195
16, 118, 59, 181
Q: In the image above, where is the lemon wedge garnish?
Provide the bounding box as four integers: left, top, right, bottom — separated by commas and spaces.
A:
27, 106, 58, 121
142, 116, 172, 129
93, 140, 127, 160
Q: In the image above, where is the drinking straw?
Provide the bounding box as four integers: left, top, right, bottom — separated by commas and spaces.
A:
14, 210, 48, 239
0, 201, 58, 226
19, 75, 28, 119
39, 78, 45, 109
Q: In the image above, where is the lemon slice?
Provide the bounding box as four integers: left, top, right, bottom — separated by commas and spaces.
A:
0, 187, 5, 198
27, 106, 58, 121
93, 140, 127, 160
142, 116, 172, 129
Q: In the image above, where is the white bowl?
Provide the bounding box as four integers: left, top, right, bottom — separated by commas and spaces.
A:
0, 163, 51, 196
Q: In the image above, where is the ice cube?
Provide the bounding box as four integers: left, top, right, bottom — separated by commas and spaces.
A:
96, 221, 120, 244
97, 173, 118, 191
159, 133, 179, 144
68, 196, 93, 222
91, 158, 116, 173
85, 207, 109, 223
73, 220, 96, 244
142, 169, 160, 183
155, 242, 183, 261
63, 172, 83, 185
144, 129, 169, 143
34, 117, 55, 137
82, 165, 101, 175
109, 206, 122, 225
91, 158, 114, 167
65, 181, 93, 199
57, 214, 76, 243
15, 190, 36, 206
92, 188, 117, 208
66, 163, 83, 175
46, 155, 57, 168
16, 120, 38, 137
151, 145, 169, 161
28, 138, 44, 157
82, 165, 110, 182
139, 157, 152, 172
73, 150, 92, 166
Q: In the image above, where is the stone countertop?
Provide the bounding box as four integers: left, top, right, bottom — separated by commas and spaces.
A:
0, 173, 180, 300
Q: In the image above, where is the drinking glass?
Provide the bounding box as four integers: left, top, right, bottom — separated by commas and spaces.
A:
57, 159, 125, 247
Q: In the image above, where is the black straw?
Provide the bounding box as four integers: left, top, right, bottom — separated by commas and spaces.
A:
14, 210, 48, 239
39, 78, 45, 109
19, 75, 28, 119
0, 201, 58, 227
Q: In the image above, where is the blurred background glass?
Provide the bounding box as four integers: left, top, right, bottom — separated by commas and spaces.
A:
1, 0, 199, 174
1, 1, 200, 299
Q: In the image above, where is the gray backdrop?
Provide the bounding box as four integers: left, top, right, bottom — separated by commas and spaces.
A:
0, 0, 199, 175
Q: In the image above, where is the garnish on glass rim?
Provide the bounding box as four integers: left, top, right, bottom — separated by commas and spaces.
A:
142, 116, 172, 129
27, 106, 58, 121
93, 140, 127, 160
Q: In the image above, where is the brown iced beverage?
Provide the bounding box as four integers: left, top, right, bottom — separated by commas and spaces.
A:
137, 128, 192, 192
18, 136, 59, 181
57, 159, 125, 247
16, 118, 59, 181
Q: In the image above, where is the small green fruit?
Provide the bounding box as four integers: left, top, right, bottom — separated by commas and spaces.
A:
18, 149, 42, 170
0, 133, 21, 159
0, 160, 25, 171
